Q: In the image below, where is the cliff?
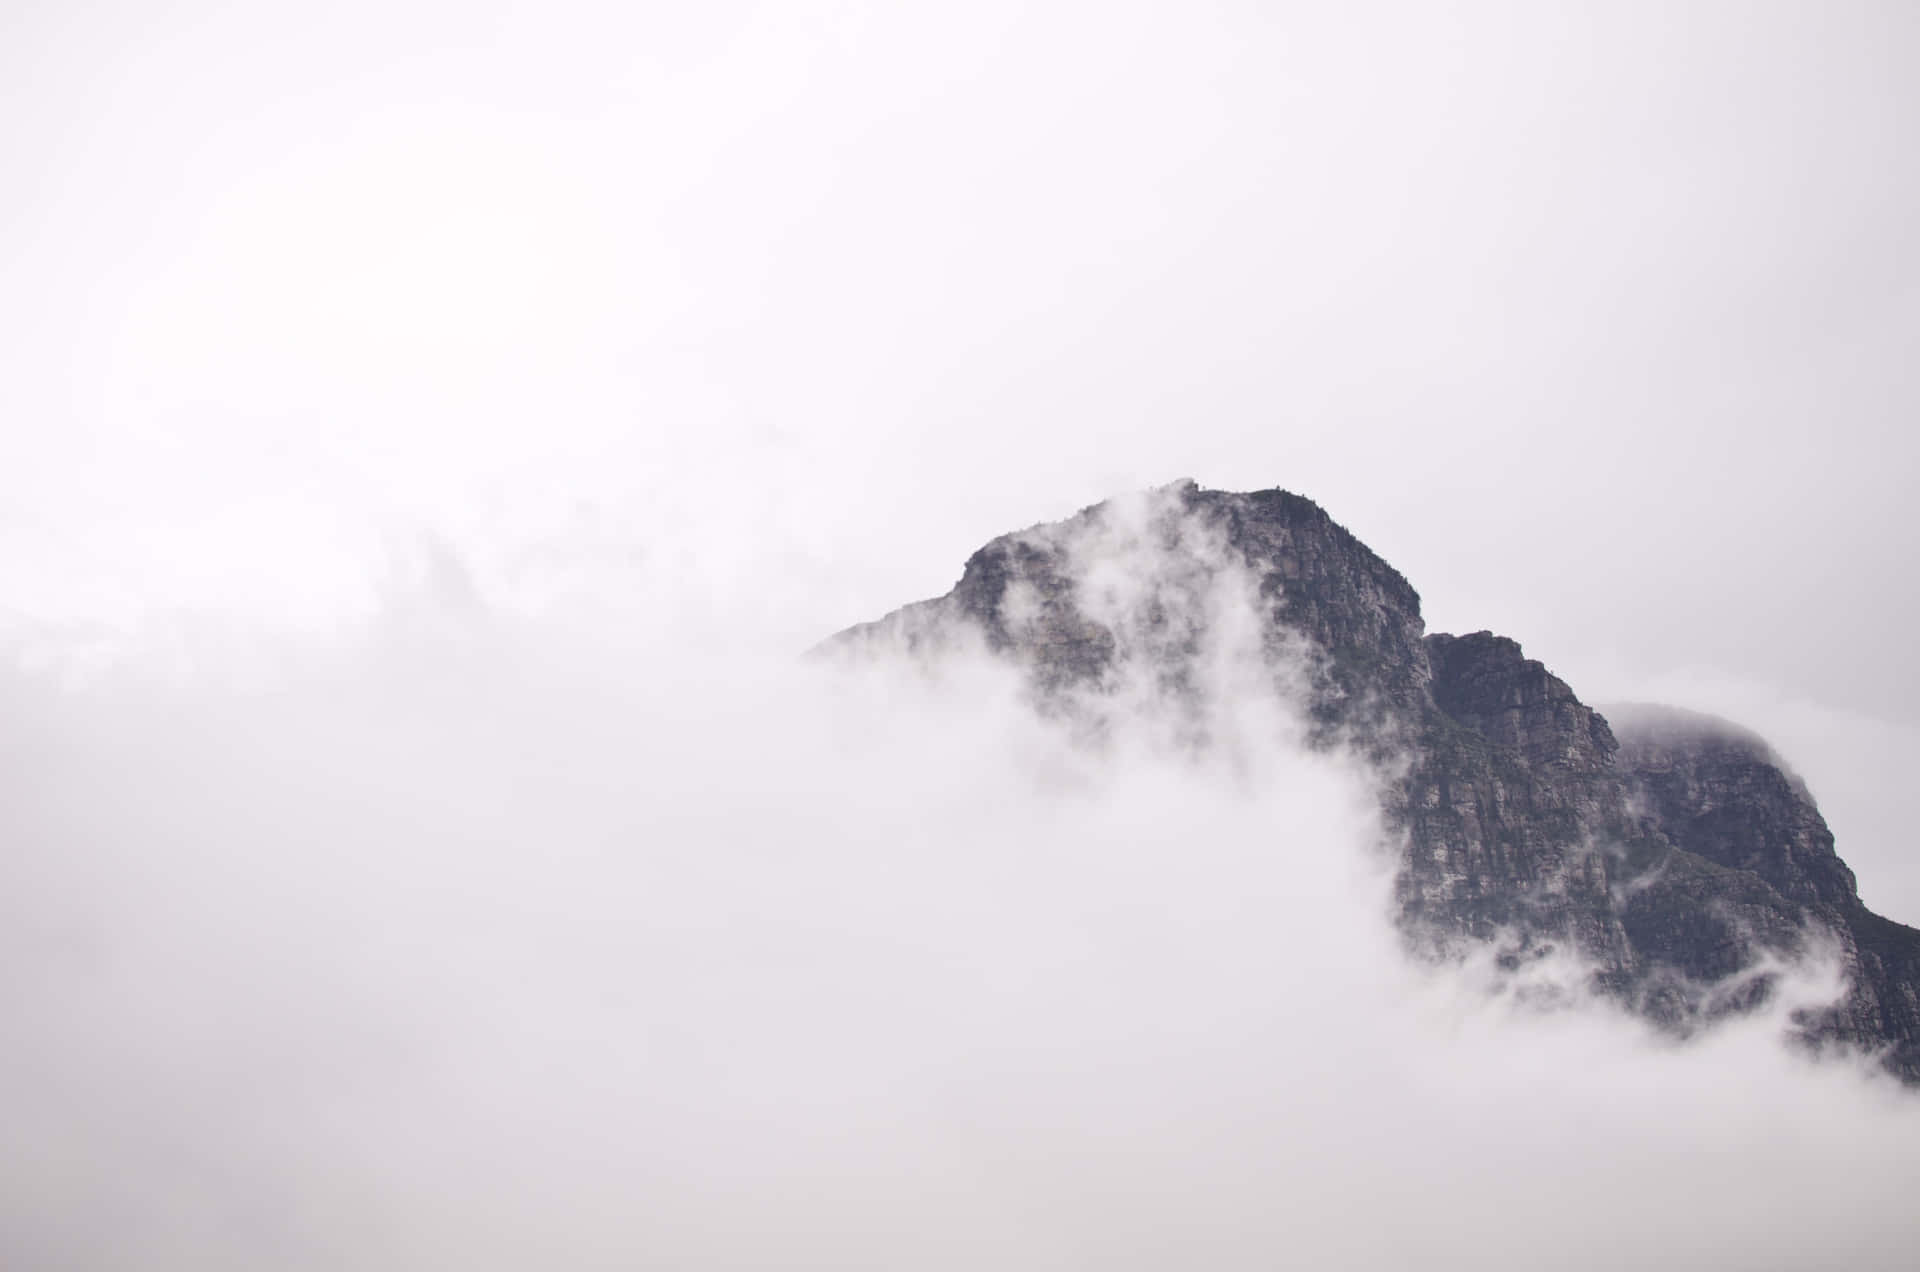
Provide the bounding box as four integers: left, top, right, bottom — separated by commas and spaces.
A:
824, 480, 1920, 1083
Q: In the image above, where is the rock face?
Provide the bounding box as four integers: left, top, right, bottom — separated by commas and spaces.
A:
824, 481, 1920, 1083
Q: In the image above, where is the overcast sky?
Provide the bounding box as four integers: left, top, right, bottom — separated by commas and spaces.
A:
7, 0, 1916, 653
7, 0, 1914, 908
6, 4, 1920, 1265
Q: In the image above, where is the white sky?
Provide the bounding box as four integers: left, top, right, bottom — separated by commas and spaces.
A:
6, 7, 1920, 1264
4, 3, 1917, 892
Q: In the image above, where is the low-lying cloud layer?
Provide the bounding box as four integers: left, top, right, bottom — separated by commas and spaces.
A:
4, 553, 1917, 1270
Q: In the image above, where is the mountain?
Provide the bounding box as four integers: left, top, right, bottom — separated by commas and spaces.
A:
823, 480, 1920, 1084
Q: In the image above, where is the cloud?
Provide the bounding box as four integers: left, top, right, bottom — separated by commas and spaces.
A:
2, 535, 1916, 1270
4, 3, 1919, 1263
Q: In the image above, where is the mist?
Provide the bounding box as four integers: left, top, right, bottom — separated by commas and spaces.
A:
2, 546, 1916, 1270
7, 0, 1920, 1264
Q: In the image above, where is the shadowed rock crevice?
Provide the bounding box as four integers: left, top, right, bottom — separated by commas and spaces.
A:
822, 481, 1920, 1084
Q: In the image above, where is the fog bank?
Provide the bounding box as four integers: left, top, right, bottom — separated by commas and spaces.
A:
3, 577, 1916, 1270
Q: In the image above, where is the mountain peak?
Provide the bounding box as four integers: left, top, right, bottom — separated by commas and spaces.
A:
825, 483, 1920, 1084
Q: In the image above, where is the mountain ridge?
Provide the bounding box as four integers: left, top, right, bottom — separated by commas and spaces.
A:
823, 480, 1920, 1083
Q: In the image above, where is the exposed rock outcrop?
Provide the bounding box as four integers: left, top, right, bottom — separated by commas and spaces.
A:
1608, 705, 1920, 1075
823, 481, 1920, 1083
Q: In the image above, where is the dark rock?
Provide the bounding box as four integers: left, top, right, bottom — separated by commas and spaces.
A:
1607, 704, 1920, 1077
821, 482, 1920, 1083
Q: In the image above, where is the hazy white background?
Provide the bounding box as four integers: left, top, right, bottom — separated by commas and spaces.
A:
7, 2, 1915, 867
4, 4, 1920, 1264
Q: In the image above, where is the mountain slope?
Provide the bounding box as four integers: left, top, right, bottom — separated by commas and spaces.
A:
824, 480, 1920, 1083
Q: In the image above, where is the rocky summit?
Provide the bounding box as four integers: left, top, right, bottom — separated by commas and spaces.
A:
824, 480, 1920, 1084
